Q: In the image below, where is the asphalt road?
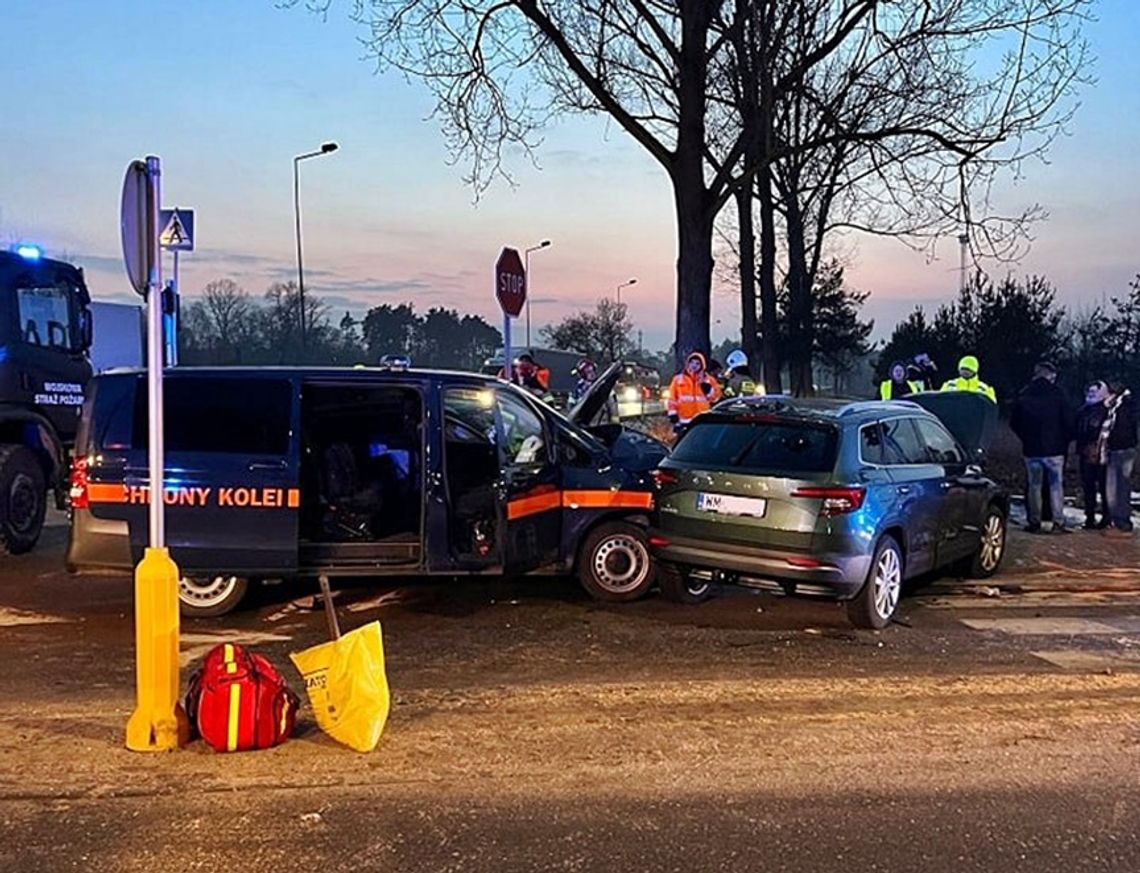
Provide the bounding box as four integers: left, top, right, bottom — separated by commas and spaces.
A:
2, 514, 1139, 872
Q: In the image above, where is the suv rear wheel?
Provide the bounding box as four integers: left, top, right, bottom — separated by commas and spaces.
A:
658, 561, 713, 604
847, 536, 903, 629
178, 575, 249, 618
958, 505, 1006, 578
577, 521, 654, 602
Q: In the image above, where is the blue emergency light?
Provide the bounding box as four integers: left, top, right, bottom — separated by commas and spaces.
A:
13, 244, 42, 261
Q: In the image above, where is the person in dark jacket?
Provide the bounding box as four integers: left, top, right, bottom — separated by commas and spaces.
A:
879, 360, 920, 400
1075, 381, 1110, 529
1010, 360, 1075, 533
910, 352, 939, 391
1100, 383, 1137, 537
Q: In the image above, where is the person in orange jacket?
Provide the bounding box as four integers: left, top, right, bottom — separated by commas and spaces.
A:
667, 351, 721, 434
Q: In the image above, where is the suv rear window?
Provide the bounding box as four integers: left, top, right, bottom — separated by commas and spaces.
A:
671, 419, 838, 474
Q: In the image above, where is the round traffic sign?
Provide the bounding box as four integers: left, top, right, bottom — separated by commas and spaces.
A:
120, 160, 154, 297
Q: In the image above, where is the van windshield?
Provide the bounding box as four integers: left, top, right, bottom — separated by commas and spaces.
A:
671, 418, 838, 474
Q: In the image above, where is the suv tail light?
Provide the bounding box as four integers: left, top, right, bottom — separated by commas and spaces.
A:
69, 456, 89, 510
651, 469, 678, 489
791, 486, 865, 517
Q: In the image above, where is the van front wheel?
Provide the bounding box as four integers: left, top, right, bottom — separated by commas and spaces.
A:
178, 575, 249, 618
577, 522, 655, 602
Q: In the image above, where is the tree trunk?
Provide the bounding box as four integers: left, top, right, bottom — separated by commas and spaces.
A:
755, 5, 781, 394
784, 185, 814, 397
673, 180, 714, 369
736, 187, 759, 367
757, 168, 781, 393
671, 0, 714, 370
733, 0, 760, 373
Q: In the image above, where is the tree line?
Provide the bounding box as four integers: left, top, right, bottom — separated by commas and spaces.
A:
877, 273, 1140, 405
179, 279, 501, 370
541, 258, 872, 387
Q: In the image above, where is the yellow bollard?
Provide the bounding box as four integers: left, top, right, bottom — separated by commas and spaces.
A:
125, 546, 189, 751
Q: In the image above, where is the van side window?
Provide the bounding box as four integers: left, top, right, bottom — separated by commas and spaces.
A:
134, 378, 292, 454
497, 390, 547, 467
96, 376, 140, 450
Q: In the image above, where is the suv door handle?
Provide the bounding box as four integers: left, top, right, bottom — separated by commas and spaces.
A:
896, 485, 912, 495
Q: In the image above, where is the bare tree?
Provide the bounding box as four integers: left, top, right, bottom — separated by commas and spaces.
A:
541, 297, 634, 363
302, 0, 768, 366
302, 0, 1090, 379
723, 0, 1092, 394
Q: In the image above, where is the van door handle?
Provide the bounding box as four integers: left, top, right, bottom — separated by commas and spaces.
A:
896, 485, 912, 495
248, 460, 288, 472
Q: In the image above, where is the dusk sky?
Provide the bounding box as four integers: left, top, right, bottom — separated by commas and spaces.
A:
2, 0, 1138, 351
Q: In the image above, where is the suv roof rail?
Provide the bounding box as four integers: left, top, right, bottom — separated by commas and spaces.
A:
836, 399, 924, 417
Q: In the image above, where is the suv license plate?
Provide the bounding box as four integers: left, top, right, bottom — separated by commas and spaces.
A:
696, 493, 767, 518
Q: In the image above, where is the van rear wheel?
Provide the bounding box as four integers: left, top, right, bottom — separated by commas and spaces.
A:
178, 575, 249, 618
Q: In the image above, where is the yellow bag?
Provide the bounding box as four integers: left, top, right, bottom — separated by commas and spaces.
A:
290, 621, 390, 753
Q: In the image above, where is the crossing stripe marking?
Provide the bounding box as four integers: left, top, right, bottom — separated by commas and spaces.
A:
961, 617, 1123, 635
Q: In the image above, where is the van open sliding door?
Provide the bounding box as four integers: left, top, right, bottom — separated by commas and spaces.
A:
298, 381, 425, 570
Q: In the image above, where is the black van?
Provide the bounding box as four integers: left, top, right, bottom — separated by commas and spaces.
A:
67, 365, 667, 615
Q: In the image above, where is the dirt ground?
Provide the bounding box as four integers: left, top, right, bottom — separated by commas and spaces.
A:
3, 514, 1140, 871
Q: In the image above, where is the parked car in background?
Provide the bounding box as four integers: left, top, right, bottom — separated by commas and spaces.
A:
614, 363, 665, 420
648, 393, 1007, 628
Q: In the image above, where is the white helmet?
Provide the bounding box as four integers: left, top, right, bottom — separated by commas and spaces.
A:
725, 349, 748, 370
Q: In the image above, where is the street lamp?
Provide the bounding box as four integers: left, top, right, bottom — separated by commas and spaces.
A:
616, 277, 637, 306
293, 141, 338, 348
524, 239, 552, 349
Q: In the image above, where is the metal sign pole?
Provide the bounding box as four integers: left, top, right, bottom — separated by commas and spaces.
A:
124, 154, 186, 753
146, 156, 165, 548
503, 314, 511, 385
169, 249, 180, 367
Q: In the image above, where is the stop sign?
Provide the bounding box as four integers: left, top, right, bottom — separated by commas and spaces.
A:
495, 247, 526, 317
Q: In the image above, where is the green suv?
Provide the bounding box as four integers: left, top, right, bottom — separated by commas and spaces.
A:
648, 393, 1008, 627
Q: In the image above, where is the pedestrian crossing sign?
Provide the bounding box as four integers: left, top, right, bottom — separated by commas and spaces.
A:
159, 208, 194, 251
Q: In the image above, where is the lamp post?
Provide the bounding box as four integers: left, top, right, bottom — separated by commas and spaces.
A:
616, 277, 637, 306
524, 239, 551, 349
293, 141, 338, 349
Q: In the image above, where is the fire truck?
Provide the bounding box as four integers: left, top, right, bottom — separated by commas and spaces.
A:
0, 245, 93, 552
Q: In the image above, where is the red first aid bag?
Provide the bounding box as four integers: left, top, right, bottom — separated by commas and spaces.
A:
186, 643, 300, 752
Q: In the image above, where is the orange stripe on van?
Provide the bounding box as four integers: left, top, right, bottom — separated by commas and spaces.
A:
507, 488, 653, 520
87, 483, 128, 504
561, 490, 653, 510
507, 491, 563, 520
